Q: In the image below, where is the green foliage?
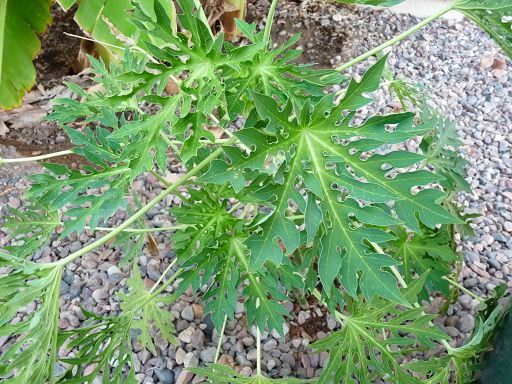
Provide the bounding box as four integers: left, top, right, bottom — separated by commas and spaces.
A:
0, 0, 52, 109
59, 0, 178, 58
58, 312, 136, 383
0, 252, 62, 383
2, 0, 512, 383
311, 276, 448, 384
389, 226, 459, 298
421, 116, 471, 193
204, 55, 460, 306
407, 285, 511, 383
2, 209, 60, 259
118, 263, 178, 353
171, 188, 238, 263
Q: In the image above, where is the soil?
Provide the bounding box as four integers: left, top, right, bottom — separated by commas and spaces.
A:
246, 0, 351, 67
34, 4, 82, 89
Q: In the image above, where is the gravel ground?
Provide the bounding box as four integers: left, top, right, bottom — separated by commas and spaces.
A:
1, 1, 511, 383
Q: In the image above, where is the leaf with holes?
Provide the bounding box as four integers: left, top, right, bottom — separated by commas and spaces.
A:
203, 57, 461, 305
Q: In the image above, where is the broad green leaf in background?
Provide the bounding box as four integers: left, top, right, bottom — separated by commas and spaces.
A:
454, 0, 512, 58
58, 0, 177, 57
0, 0, 177, 109
0, 0, 52, 109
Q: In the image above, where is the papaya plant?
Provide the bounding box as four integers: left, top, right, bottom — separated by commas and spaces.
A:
0, 0, 511, 383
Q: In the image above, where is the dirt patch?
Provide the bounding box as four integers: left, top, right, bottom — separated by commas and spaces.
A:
289, 297, 331, 340
246, 0, 352, 67
34, 4, 82, 89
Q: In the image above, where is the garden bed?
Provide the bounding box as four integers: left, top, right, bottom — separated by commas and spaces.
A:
1, 1, 511, 383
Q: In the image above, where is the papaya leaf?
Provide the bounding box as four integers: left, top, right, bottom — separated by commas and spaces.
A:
311, 283, 448, 384
171, 188, 239, 262
118, 263, 178, 354
57, 313, 137, 383
390, 227, 460, 298
1, 208, 60, 259
0, 252, 62, 383
203, 58, 461, 305
421, 116, 471, 193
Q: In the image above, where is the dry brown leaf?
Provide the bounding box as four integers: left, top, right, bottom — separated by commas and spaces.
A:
0, 121, 10, 138
146, 233, 160, 256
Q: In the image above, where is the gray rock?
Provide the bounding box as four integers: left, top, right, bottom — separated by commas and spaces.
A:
175, 370, 194, 384
282, 301, 294, 313
464, 251, 480, 263
92, 288, 108, 302
458, 315, 475, 333
175, 348, 186, 365
445, 316, 459, 328
199, 347, 217, 363
464, 278, 478, 288
493, 233, 508, 243
183, 352, 199, 368
107, 265, 122, 277
178, 327, 194, 344
60, 281, 70, 295
147, 265, 162, 281
181, 306, 195, 322
488, 258, 502, 270
247, 349, 258, 361
242, 337, 254, 347
154, 368, 175, 384
281, 353, 296, 366
263, 339, 277, 352
446, 327, 460, 338
189, 329, 204, 349
327, 315, 337, 331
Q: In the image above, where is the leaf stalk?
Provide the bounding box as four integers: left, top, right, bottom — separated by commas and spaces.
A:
263, 0, 280, 45
443, 275, 485, 303
0, 139, 234, 164
256, 298, 262, 376
0, 149, 73, 164
85, 224, 193, 233
214, 315, 228, 363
